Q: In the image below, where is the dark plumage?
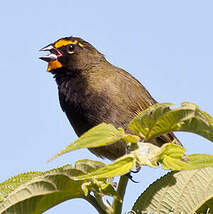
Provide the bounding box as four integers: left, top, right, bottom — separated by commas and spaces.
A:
40, 36, 181, 160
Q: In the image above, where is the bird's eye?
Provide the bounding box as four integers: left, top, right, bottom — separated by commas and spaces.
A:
67, 44, 75, 54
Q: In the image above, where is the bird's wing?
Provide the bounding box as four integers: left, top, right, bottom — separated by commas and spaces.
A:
106, 68, 182, 146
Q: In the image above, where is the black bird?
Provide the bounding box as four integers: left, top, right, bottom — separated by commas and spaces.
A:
40, 37, 181, 160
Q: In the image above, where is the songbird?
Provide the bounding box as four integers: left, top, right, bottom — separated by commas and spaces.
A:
40, 37, 181, 160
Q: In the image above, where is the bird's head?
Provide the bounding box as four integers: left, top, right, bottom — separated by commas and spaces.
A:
39, 37, 104, 73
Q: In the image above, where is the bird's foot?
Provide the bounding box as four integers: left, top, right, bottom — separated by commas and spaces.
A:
131, 165, 141, 174
127, 173, 139, 183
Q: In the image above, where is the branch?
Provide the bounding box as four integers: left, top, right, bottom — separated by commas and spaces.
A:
112, 174, 129, 213
84, 195, 109, 214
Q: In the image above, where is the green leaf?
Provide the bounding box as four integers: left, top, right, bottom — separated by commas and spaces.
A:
131, 142, 213, 171
185, 154, 213, 169
161, 154, 213, 171
155, 143, 213, 170
130, 142, 188, 170
0, 161, 114, 214
128, 102, 213, 143
157, 143, 187, 170
73, 155, 136, 180
148, 102, 213, 141
128, 103, 173, 138
49, 123, 126, 161
158, 143, 185, 159
132, 167, 213, 214
75, 159, 106, 174
122, 134, 140, 143
0, 172, 43, 201
0, 165, 84, 214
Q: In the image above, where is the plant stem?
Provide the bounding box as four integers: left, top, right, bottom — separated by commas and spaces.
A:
84, 195, 107, 214
112, 174, 129, 214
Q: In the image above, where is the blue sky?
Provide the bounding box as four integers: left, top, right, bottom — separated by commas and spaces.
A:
1, 0, 213, 213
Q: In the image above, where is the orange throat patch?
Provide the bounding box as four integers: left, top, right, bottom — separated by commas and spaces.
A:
48, 60, 62, 72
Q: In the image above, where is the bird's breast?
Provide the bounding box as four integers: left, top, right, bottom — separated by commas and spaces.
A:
58, 77, 118, 136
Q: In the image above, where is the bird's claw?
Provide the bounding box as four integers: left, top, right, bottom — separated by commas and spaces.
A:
131, 165, 141, 174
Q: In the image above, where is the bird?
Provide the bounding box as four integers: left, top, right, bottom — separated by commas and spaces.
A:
39, 36, 182, 160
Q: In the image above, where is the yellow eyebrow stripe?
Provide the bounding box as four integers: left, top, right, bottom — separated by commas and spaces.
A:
78, 42, 84, 47
54, 39, 84, 48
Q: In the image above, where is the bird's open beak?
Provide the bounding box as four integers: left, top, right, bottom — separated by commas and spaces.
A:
39, 45, 63, 72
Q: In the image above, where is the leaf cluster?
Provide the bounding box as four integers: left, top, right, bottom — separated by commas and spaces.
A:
1, 102, 213, 214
